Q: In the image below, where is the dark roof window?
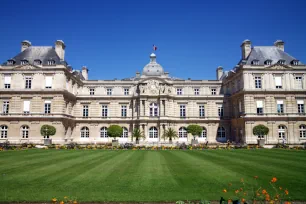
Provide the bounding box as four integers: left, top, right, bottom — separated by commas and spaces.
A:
264, 59, 272, 65
277, 60, 285, 65
251, 60, 259, 65
21, 59, 29, 65
34, 59, 42, 65
291, 60, 299, 66
47, 60, 56, 65
7, 59, 15, 65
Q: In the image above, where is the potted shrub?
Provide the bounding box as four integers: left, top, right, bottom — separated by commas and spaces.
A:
40, 125, 56, 145
132, 128, 145, 144
253, 125, 269, 147
107, 125, 123, 147
162, 127, 178, 144
187, 124, 202, 146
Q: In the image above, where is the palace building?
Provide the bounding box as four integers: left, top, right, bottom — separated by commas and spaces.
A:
0, 40, 305, 145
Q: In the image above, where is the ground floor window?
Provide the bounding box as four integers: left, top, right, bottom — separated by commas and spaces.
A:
178, 127, 187, 138
278, 125, 286, 138
217, 127, 226, 138
300, 125, 306, 138
0, 125, 8, 138
121, 127, 128, 138
100, 127, 108, 138
81, 127, 89, 138
199, 127, 207, 138
21, 125, 29, 138
149, 127, 158, 138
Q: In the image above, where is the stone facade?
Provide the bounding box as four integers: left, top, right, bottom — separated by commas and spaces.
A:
0, 40, 305, 145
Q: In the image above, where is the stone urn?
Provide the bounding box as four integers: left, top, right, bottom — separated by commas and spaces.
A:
112, 139, 119, 147
44, 138, 52, 146
257, 139, 265, 147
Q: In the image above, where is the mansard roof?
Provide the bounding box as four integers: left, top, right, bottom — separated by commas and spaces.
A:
2, 46, 66, 66
241, 46, 303, 66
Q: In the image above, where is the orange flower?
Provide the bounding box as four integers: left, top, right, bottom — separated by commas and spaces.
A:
241, 198, 245, 203
60, 201, 64, 204
271, 177, 277, 183
262, 189, 267, 194
240, 188, 243, 191
284, 202, 291, 204
235, 190, 239, 194
52, 198, 57, 202
254, 176, 258, 179
279, 187, 282, 190
223, 189, 227, 193
73, 201, 77, 204
265, 196, 270, 201
228, 199, 232, 204
285, 189, 289, 195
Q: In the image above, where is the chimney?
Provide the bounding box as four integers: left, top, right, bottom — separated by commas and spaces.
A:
240, 39, 252, 59
82, 66, 88, 80
216, 66, 224, 80
136, 72, 140, 78
21, 40, 31, 52
55, 40, 66, 61
274, 40, 284, 51
164, 72, 169, 78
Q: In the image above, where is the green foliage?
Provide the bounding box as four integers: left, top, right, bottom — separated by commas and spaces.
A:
132, 128, 145, 141
162, 127, 178, 141
40, 125, 56, 137
107, 125, 123, 139
187, 124, 202, 139
253, 125, 269, 138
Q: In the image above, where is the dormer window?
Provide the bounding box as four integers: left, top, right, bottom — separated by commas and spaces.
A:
264, 60, 272, 65
251, 60, 259, 65
21, 60, 28, 65
34, 59, 42, 65
47, 60, 55, 65
278, 60, 285, 65
7, 59, 15, 65
291, 60, 299, 66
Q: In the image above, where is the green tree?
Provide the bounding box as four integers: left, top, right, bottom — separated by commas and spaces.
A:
253, 125, 269, 139
132, 128, 145, 144
40, 125, 56, 138
162, 127, 178, 143
107, 125, 123, 140
187, 124, 202, 140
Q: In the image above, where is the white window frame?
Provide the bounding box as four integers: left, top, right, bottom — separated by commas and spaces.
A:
178, 127, 187, 138
200, 127, 207, 138
300, 125, 306, 138
218, 105, 224, 117
25, 76, 32, 89
275, 76, 282, 89
256, 101, 263, 115
4, 75, 11, 89
297, 100, 304, 114
194, 88, 199, 95
211, 88, 216, 95
217, 127, 226, 138
45, 76, 52, 89
90, 88, 95, 95
121, 127, 128, 138
107, 88, 112, 96
100, 127, 108, 138
102, 105, 108, 117
177, 88, 182, 95
81, 127, 89, 138
83, 105, 89, 117
180, 105, 186, 117
0, 125, 8, 138
124, 88, 129, 95
295, 76, 303, 89
44, 101, 51, 114
278, 125, 286, 139
199, 105, 205, 117
277, 100, 284, 114
21, 126, 29, 138
255, 76, 262, 89
149, 103, 159, 117
149, 127, 158, 138
121, 105, 127, 117
2, 101, 9, 114
23, 101, 30, 115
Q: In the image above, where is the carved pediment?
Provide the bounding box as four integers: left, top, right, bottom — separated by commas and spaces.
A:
14, 64, 39, 70
267, 64, 291, 70
139, 79, 173, 95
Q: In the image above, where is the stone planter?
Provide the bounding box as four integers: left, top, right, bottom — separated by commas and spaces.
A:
257, 139, 265, 147
44, 139, 52, 146
191, 139, 199, 146
112, 140, 119, 147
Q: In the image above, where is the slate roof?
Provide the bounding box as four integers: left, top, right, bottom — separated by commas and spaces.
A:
2, 46, 66, 66
240, 46, 303, 65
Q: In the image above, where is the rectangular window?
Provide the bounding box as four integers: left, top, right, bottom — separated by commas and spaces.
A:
4, 75, 11, 89
90, 88, 95, 95
256, 101, 263, 115
275, 76, 282, 89
2, 101, 9, 114
107, 88, 112, 95
83, 105, 88, 117
102, 105, 108, 117
295, 76, 303, 89
45, 76, 52, 89
199, 105, 205, 117
121, 105, 127, 117
255, 76, 262, 88
218, 105, 224, 117
297, 100, 304, 114
124, 88, 129, 95
194, 88, 199, 95
180, 105, 186, 117
44, 101, 51, 114
177, 88, 182, 95
25, 77, 32, 89
277, 100, 284, 114
23, 101, 30, 115
211, 88, 216, 95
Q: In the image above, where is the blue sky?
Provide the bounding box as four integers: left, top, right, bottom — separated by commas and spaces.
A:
0, 0, 305, 80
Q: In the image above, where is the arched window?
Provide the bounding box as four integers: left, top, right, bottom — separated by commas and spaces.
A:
278, 125, 286, 138
200, 127, 207, 138
149, 103, 159, 117
34, 59, 41, 65
217, 127, 226, 138
149, 127, 158, 138
100, 127, 108, 138
80, 127, 89, 138
251, 60, 259, 65
264, 60, 272, 65
299, 125, 306, 138
121, 127, 128, 138
178, 127, 187, 138
21, 125, 29, 138
0, 125, 8, 138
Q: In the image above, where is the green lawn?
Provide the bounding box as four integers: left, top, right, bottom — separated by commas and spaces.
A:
0, 149, 305, 202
